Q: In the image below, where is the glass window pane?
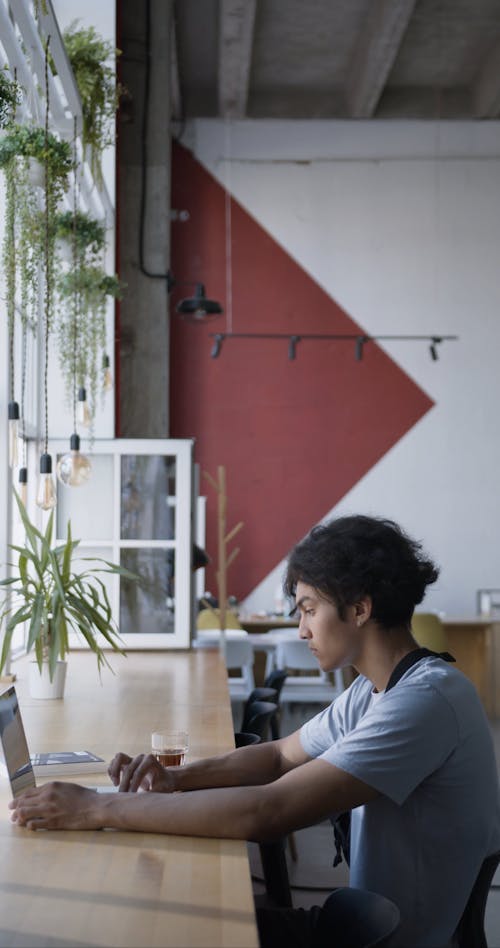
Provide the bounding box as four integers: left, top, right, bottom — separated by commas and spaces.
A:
120, 456, 176, 540
71, 547, 116, 634
120, 549, 175, 635
56, 455, 114, 540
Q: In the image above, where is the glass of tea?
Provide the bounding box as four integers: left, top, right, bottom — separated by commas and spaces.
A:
151, 730, 188, 767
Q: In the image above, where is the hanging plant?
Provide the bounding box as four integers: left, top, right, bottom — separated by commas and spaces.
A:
0, 124, 73, 341
0, 123, 73, 178
0, 67, 21, 129
62, 22, 121, 183
56, 266, 124, 423
55, 209, 106, 260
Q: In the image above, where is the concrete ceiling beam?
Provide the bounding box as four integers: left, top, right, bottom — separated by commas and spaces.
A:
474, 39, 500, 117
346, 0, 417, 118
218, 0, 257, 118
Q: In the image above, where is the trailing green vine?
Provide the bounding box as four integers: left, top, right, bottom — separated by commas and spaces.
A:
56, 266, 124, 424
0, 125, 72, 348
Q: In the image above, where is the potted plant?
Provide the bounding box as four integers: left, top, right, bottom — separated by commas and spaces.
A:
0, 491, 138, 699
62, 21, 121, 183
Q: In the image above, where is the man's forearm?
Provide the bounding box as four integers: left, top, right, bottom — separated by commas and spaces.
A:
169, 740, 287, 792
96, 784, 270, 840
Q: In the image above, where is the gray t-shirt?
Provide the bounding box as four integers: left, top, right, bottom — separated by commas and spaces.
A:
300, 656, 500, 947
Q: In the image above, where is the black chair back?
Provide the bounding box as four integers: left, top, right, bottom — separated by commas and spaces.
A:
234, 731, 262, 748
453, 850, 500, 948
313, 887, 400, 948
241, 688, 277, 732
263, 670, 288, 739
244, 700, 278, 742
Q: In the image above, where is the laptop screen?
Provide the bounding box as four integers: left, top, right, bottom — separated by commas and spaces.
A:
0, 686, 36, 797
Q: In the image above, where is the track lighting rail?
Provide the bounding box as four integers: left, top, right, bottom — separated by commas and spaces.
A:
208, 332, 458, 360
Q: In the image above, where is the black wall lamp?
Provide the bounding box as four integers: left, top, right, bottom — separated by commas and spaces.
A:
166, 273, 223, 323
208, 332, 458, 360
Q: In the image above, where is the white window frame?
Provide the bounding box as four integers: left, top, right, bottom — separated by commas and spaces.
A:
49, 437, 194, 650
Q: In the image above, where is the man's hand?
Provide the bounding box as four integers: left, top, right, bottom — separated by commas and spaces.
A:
108, 752, 177, 793
8, 783, 104, 831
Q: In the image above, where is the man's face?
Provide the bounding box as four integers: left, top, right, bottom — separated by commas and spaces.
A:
295, 580, 363, 672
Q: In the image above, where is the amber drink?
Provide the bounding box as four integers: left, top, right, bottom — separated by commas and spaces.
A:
152, 730, 188, 767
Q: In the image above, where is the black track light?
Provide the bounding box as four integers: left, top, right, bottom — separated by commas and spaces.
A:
429, 336, 442, 361
288, 335, 300, 360
355, 336, 366, 361
211, 333, 224, 358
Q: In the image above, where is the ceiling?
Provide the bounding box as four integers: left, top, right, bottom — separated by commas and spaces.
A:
172, 0, 500, 121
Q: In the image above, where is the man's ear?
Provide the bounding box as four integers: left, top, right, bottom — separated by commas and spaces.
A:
354, 596, 373, 627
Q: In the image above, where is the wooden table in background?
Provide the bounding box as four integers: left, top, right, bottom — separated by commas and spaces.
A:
0, 651, 258, 948
242, 615, 500, 716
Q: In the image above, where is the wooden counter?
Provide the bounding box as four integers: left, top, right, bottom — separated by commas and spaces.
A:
442, 617, 500, 717
0, 651, 258, 948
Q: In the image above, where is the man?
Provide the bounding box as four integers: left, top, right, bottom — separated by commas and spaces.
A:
9, 516, 500, 947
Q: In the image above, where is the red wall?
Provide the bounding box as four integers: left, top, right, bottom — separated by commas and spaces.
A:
170, 143, 433, 601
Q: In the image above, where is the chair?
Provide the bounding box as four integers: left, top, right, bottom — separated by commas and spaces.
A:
276, 639, 344, 707
264, 669, 288, 738
242, 700, 278, 742
411, 612, 448, 652
224, 638, 256, 702
194, 628, 249, 647
197, 607, 242, 630
453, 850, 500, 948
234, 731, 261, 748
241, 688, 277, 732
313, 887, 401, 948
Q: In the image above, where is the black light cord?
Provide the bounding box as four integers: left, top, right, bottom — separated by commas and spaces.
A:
71, 116, 78, 432
43, 36, 51, 455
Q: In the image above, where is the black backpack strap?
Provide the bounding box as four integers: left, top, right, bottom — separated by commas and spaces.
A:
385, 647, 455, 693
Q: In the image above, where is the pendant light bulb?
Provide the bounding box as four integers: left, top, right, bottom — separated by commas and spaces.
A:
18, 467, 28, 507
102, 355, 113, 392
77, 387, 91, 427
56, 434, 92, 487
36, 453, 57, 510
8, 401, 20, 468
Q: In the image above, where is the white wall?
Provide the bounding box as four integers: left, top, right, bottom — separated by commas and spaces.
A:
187, 119, 500, 617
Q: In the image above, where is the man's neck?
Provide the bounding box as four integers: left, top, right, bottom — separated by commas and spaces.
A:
355, 626, 419, 693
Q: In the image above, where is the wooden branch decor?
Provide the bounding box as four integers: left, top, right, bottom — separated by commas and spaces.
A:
203, 465, 244, 657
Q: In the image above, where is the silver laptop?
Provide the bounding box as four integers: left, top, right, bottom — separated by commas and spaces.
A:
0, 685, 118, 796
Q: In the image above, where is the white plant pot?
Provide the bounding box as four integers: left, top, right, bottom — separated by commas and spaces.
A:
29, 660, 67, 699
27, 158, 45, 188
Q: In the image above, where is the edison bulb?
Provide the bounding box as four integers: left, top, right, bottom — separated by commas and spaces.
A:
18, 467, 28, 506
57, 434, 92, 487
8, 401, 19, 468
36, 453, 57, 510
77, 387, 91, 427
102, 355, 113, 392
